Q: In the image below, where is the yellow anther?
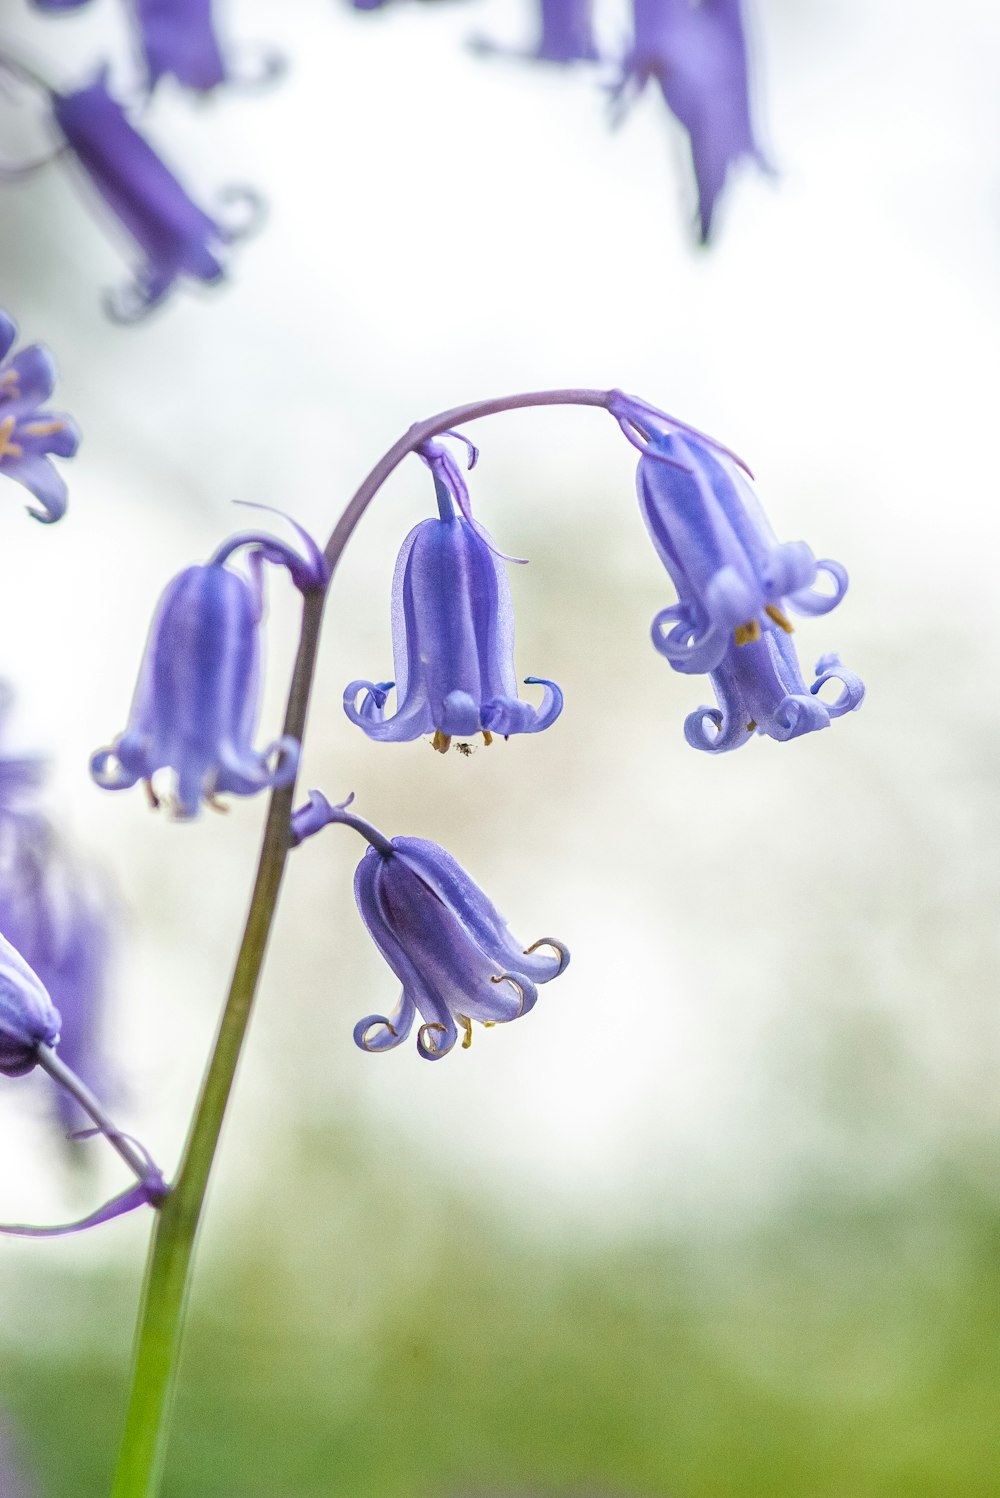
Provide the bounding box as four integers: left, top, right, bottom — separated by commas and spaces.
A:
733, 619, 761, 647
764, 604, 794, 634
418, 1021, 448, 1054
458, 1015, 474, 1049
1, 369, 19, 388
0, 415, 23, 461
22, 419, 65, 438
524, 937, 569, 975
431, 729, 451, 754
143, 778, 161, 811
490, 974, 526, 1018
482, 730, 494, 746
361, 1019, 398, 1053
746, 719, 757, 733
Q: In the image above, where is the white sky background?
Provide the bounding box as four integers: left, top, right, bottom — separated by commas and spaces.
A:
0, 0, 999, 1267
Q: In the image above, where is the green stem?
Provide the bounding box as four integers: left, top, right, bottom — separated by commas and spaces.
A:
108, 387, 618, 1498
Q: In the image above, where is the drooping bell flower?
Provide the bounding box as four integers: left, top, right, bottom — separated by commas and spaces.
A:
344, 437, 563, 754
618, 394, 863, 751
51, 71, 259, 320
91, 520, 325, 817
0, 309, 80, 522
613, 0, 768, 242
292, 792, 569, 1060
0, 928, 61, 1077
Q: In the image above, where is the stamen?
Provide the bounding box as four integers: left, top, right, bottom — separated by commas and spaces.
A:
143, 778, 161, 811
418, 1021, 447, 1054
1, 369, 19, 388
22, 419, 65, 438
458, 1015, 474, 1049
764, 604, 794, 634
0, 414, 23, 461
490, 974, 526, 1017
431, 730, 451, 754
482, 730, 494, 746
360, 1019, 397, 1052
733, 619, 761, 647
746, 719, 757, 732
524, 937, 569, 975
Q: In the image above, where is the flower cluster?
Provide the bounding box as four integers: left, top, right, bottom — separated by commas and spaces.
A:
619, 396, 863, 750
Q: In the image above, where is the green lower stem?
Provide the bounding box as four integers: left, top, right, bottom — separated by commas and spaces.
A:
108, 589, 326, 1498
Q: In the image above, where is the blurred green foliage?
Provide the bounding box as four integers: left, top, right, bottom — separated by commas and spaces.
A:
3, 1127, 999, 1498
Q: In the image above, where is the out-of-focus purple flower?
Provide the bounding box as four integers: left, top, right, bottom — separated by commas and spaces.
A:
90, 523, 324, 817
533, 0, 600, 61
0, 930, 167, 1236
0, 310, 80, 522
51, 71, 258, 320
0, 817, 118, 1132
613, 0, 768, 242
0, 684, 119, 1132
619, 396, 863, 751
344, 438, 562, 754
131, 0, 227, 91
473, 0, 599, 64
292, 792, 569, 1060
0, 929, 61, 1078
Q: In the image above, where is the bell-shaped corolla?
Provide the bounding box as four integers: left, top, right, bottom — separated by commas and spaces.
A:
344, 439, 562, 753
91, 558, 298, 819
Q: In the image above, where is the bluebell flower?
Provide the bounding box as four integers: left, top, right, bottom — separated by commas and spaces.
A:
473, 0, 599, 63
0, 928, 61, 1078
613, 0, 768, 241
533, 0, 600, 60
292, 792, 569, 1059
0, 310, 80, 522
52, 71, 260, 320
0, 928, 167, 1236
90, 522, 326, 817
0, 684, 119, 1132
621, 400, 863, 751
0, 815, 118, 1133
130, 0, 227, 90
344, 437, 562, 753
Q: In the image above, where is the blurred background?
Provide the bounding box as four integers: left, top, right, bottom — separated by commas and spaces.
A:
1, 0, 999, 1493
